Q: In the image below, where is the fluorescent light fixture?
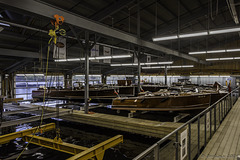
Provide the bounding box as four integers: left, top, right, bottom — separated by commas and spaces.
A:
67, 58, 81, 61
55, 54, 132, 62
142, 65, 194, 69
153, 26, 240, 42
219, 57, 233, 60
209, 27, 240, 35
189, 76, 199, 78
55, 59, 67, 62
227, 49, 240, 52
152, 35, 178, 41
189, 48, 240, 55
179, 32, 208, 38
189, 51, 206, 55
112, 55, 132, 58
0, 22, 10, 27
157, 61, 173, 65
182, 65, 194, 68
206, 58, 219, 61
95, 56, 111, 59
110, 61, 173, 67
206, 57, 240, 61
207, 50, 226, 53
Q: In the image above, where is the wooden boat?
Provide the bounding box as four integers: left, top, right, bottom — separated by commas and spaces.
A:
32, 85, 135, 102
112, 93, 211, 111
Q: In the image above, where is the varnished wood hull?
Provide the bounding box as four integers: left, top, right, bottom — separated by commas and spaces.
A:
112, 94, 211, 111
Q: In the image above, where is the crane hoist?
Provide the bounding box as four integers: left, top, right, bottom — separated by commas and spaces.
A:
48, 14, 66, 47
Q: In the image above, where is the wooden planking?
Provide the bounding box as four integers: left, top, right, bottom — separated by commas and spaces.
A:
198, 98, 240, 160
4, 103, 184, 139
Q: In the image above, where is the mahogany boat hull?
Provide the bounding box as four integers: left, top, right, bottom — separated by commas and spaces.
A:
112, 94, 211, 111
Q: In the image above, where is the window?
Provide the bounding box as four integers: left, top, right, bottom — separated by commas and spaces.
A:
14, 74, 64, 100
107, 75, 134, 85
72, 75, 102, 86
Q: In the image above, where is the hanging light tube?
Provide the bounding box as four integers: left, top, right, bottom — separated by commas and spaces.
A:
142, 65, 194, 69
206, 57, 240, 61
55, 54, 132, 62
189, 48, 240, 55
153, 26, 240, 41
110, 61, 173, 66
178, 32, 208, 38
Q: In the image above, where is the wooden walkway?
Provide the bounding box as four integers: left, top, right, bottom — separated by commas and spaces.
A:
3, 103, 183, 139
198, 98, 240, 160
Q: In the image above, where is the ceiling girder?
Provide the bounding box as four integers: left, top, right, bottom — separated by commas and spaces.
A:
0, 0, 204, 64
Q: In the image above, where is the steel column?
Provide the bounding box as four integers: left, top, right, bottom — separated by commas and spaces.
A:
137, 49, 141, 93
84, 31, 89, 114
164, 65, 167, 85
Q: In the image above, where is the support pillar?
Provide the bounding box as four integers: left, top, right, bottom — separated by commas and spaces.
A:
64, 73, 72, 89
84, 31, 90, 114
5, 74, 9, 98
9, 73, 14, 98
0, 96, 2, 136
101, 74, 107, 84
137, 0, 141, 93
164, 65, 167, 85
137, 48, 141, 93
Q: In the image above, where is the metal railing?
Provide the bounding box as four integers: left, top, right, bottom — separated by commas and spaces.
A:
134, 87, 239, 160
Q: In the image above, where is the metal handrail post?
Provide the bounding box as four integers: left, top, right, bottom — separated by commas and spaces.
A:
175, 131, 179, 160
197, 116, 200, 156
214, 105, 216, 132
188, 123, 191, 160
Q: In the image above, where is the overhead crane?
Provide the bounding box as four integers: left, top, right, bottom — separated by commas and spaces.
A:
0, 123, 123, 160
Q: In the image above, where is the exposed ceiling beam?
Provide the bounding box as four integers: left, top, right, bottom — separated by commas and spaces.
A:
4, 58, 33, 73
0, 0, 204, 64
90, 0, 135, 21
0, 48, 41, 58
228, 0, 239, 24
141, 1, 227, 38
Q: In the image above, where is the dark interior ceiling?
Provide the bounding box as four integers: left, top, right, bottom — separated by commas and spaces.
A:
0, 0, 240, 75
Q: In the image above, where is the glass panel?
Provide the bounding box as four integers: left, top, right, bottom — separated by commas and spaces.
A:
27, 82, 38, 88
15, 74, 64, 100
16, 94, 28, 100
15, 75, 27, 81
159, 139, 177, 160
16, 82, 27, 88
190, 120, 199, 160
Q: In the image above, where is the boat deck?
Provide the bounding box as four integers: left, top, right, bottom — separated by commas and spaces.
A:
198, 98, 240, 160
